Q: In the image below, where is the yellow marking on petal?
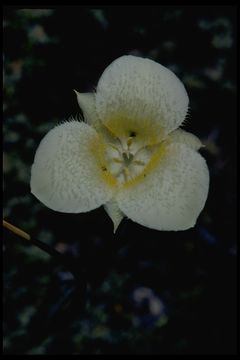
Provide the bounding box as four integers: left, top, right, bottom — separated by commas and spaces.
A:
103, 113, 165, 146
89, 135, 118, 188
122, 142, 169, 189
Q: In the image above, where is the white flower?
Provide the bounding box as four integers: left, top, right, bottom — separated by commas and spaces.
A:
31, 55, 209, 232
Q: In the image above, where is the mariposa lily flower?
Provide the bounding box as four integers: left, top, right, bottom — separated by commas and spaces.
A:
31, 55, 209, 232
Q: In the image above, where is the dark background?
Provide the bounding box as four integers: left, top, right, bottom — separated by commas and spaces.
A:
3, 6, 237, 355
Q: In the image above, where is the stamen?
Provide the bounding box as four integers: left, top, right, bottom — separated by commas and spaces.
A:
132, 160, 146, 166
104, 131, 157, 186
123, 168, 130, 176
123, 168, 130, 181
109, 143, 122, 156
127, 137, 133, 147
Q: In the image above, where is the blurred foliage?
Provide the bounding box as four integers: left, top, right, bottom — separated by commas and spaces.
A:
3, 6, 237, 354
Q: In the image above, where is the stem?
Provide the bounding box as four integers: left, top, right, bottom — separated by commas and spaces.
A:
3, 220, 87, 351
3, 219, 82, 278
3, 219, 31, 241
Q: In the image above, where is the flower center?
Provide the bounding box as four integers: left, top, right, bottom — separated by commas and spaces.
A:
91, 120, 168, 189
105, 135, 154, 185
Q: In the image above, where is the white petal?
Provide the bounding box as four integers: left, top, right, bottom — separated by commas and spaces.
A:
104, 200, 125, 233
96, 55, 189, 143
116, 143, 209, 231
74, 91, 100, 128
31, 121, 115, 213
74, 90, 119, 145
167, 128, 203, 150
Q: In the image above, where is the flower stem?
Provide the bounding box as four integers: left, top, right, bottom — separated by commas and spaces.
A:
3, 219, 67, 260
3, 219, 88, 285
3, 219, 31, 241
